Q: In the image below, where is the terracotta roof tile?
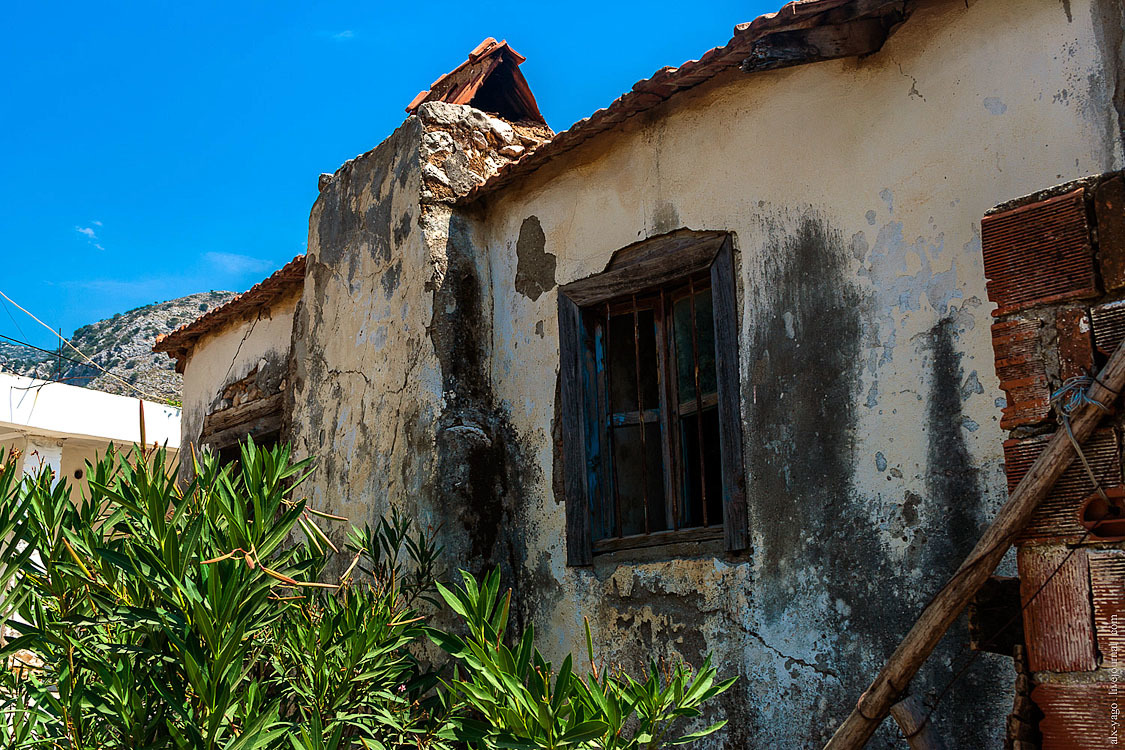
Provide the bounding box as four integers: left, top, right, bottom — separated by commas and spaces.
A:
153, 255, 306, 369
406, 37, 543, 123
458, 0, 902, 204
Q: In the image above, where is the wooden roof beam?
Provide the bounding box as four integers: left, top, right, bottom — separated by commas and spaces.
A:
740, 15, 901, 73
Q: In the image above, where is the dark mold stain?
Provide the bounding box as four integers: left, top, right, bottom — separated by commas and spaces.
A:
367, 196, 393, 263
514, 215, 557, 301
747, 210, 1003, 746
903, 490, 922, 526
430, 212, 489, 403
427, 210, 545, 621
381, 259, 402, 300
393, 211, 413, 247
920, 316, 992, 745
924, 317, 981, 565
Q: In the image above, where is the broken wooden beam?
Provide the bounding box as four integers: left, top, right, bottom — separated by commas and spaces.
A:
740, 17, 895, 73
824, 334, 1125, 749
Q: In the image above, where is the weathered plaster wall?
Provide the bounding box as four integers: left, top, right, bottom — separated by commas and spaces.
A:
179, 290, 299, 474
289, 115, 440, 539
288, 103, 532, 573
469, 0, 1125, 746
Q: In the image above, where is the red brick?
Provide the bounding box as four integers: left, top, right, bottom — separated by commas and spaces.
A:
1004, 430, 1122, 543
992, 318, 1051, 428
1018, 545, 1097, 673
1034, 682, 1123, 748
1096, 176, 1125, 291
982, 189, 1097, 316
1091, 300, 1125, 357
1057, 307, 1095, 380
1090, 550, 1125, 668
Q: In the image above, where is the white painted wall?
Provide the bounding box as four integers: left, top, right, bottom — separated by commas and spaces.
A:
0, 371, 180, 448
0, 371, 181, 491
178, 289, 299, 468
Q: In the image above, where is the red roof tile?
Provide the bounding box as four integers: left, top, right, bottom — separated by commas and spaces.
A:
406, 37, 544, 123
153, 255, 306, 370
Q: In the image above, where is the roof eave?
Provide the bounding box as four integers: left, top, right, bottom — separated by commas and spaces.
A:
457, 0, 910, 205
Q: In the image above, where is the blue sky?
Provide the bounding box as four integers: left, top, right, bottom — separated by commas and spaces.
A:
0, 0, 769, 351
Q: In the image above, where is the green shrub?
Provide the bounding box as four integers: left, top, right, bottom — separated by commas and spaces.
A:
0, 443, 733, 749
432, 570, 734, 750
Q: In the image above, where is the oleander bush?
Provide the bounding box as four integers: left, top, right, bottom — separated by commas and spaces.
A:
0, 441, 733, 749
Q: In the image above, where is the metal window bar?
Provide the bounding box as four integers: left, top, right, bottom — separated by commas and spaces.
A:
593, 321, 611, 540
688, 278, 709, 527
656, 289, 680, 533
604, 302, 623, 539
632, 295, 651, 536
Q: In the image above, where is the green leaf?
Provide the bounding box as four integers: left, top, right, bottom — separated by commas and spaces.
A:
670, 719, 728, 744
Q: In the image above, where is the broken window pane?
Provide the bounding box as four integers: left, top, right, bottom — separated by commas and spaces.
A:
608, 309, 659, 413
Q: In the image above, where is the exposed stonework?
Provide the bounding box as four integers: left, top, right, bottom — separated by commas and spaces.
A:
214, 358, 288, 411
416, 103, 551, 204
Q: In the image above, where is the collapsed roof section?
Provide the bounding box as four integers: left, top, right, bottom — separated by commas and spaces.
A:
406, 38, 546, 125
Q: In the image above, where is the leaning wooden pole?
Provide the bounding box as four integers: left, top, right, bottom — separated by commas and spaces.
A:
824, 336, 1125, 749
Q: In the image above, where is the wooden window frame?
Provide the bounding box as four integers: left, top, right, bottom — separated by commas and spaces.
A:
558, 230, 747, 565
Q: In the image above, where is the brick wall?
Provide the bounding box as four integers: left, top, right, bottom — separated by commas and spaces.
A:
984, 170, 1125, 749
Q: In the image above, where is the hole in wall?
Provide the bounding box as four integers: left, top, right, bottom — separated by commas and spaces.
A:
1079, 486, 1125, 539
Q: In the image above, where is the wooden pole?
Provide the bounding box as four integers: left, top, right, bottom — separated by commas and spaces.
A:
889, 695, 945, 750
824, 336, 1125, 749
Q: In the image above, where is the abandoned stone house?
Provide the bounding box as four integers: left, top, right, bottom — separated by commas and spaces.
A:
154, 0, 1125, 746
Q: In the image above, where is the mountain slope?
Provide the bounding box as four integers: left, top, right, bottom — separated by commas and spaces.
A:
0, 291, 236, 403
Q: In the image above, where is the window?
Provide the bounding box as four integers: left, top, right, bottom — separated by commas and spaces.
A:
200, 391, 284, 467
558, 230, 746, 564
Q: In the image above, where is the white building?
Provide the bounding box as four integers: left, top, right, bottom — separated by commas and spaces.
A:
0, 370, 180, 493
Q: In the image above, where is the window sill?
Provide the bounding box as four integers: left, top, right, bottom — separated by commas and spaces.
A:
592, 526, 724, 554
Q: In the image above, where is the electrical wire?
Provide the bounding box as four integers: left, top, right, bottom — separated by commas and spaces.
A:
0, 295, 30, 343
905, 374, 1119, 737
0, 289, 166, 402
0, 333, 89, 369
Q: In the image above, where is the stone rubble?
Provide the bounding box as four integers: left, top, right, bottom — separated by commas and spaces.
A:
416, 101, 553, 204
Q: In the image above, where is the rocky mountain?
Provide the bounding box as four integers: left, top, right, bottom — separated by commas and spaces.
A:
0, 291, 236, 403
